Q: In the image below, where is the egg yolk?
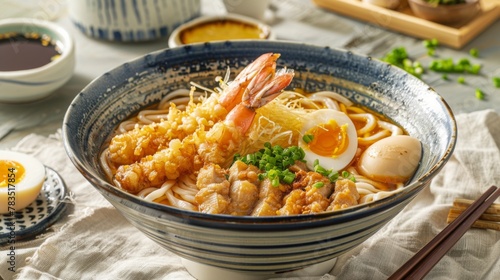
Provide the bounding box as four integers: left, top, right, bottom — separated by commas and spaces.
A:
305, 120, 349, 158
0, 160, 25, 187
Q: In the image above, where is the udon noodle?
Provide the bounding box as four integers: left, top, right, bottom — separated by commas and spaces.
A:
100, 53, 421, 215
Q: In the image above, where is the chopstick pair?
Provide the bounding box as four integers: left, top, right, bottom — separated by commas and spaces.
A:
388, 185, 500, 280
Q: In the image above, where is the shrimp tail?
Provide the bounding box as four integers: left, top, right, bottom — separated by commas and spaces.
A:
245, 68, 295, 109
218, 53, 280, 111
225, 68, 294, 135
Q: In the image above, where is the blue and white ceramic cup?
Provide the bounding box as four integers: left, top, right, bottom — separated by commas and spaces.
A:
68, 0, 201, 42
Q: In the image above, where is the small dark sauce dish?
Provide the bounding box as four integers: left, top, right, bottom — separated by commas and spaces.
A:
0, 18, 74, 103
0, 32, 62, 72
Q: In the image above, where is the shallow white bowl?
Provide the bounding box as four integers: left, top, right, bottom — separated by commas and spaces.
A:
168, 14, 275, 48
0, 18, 75, 103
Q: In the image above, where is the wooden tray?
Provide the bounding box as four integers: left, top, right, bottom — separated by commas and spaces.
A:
312, 0, 500, 49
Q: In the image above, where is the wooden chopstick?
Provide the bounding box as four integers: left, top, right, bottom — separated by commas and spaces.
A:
452, 198, 500, 214
449, 206, 500, 222
447, 204, 500, 231
447, 197, 500, 231
447, 212, 500, 231
388, 185, 500, 280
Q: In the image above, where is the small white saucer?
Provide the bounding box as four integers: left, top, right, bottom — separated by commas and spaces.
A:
0, 167, 68, 244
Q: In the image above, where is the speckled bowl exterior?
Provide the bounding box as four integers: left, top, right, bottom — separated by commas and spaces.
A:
63, 41, 456, 275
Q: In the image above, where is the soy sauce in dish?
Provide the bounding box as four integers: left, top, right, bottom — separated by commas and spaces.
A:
0, 32, 62, 71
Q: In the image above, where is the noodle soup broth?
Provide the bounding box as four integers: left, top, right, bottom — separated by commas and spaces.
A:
100, 54, 423, 217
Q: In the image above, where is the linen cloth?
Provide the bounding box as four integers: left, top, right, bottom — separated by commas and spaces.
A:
1, 109, 499, 280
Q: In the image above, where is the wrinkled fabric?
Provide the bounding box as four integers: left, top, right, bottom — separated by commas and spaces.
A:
0, 110, 499, 280
330, 109, 500, 280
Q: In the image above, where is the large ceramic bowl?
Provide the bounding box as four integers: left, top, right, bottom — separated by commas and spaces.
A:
63, 41, 456, 279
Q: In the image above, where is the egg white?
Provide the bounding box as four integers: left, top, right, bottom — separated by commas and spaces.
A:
0, 151, 46, 214
358, 135, 421, 184
298, 109, 358, 172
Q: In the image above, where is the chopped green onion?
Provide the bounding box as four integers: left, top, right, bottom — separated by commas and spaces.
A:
475, 88, 485, 100
314, 163, 327, 175
302, 134, 314, 144
403, 58, 412, 68
271, 177, 280, 187
233, 153, 241, 162
328, 171, 339, 182
268, 169, 278, 178
342, 171, 356, 182
313, 160, 341, 183
273, 145, 283, 154
381, 47, 424, 78
282, 172, 295, 184
423, 38, 439, 56
469, 64, 481, 75
429, 58, 481, 74
313, 182, 324, 189
458, 58, 471, 67
235, 143, 360, 188
457, 76, 465, 84
423, 38, 439, 48
469, 48, 479, 58
233, 142, 306, 187
493, 77, 500, 88
414, 66, 424, 76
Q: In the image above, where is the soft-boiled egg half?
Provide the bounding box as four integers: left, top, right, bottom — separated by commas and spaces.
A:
299, 109, 358, 171
358, 135, 421, 184
0, 151, 45, 214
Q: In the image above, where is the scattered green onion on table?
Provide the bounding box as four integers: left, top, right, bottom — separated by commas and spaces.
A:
380, 39, 497, 101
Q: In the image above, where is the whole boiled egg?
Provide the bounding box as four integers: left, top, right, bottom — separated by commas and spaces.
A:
358, 135, 421, 184
299, 109, 358, 171
0, 151, 45, 214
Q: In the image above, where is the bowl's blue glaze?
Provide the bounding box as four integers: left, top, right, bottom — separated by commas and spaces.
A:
63, 40, 456, 274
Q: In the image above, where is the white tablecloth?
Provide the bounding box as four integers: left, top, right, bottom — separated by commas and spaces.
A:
1, 109, 499, 280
